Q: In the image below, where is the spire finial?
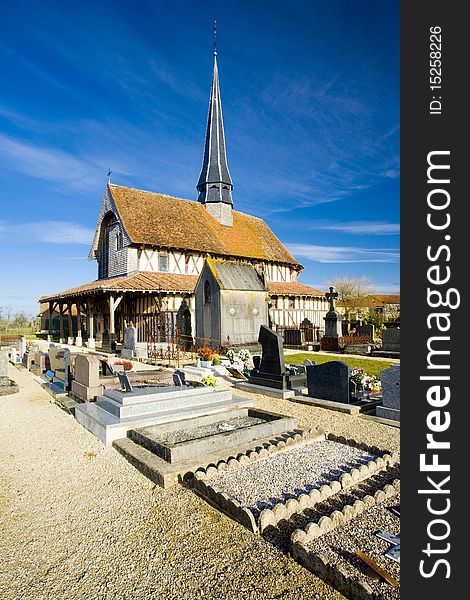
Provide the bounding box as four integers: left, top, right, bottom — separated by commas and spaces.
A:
213, 19, 217, 55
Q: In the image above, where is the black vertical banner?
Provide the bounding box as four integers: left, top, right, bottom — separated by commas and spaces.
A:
401, 2, 467, 598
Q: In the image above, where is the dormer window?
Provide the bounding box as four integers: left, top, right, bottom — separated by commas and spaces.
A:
159, 253, 168, 272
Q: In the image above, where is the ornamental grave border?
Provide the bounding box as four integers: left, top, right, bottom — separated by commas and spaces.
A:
290, 478, 400, 600
190, 431, 399, 534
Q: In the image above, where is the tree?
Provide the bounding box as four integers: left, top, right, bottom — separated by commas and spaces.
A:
329, 276, 374, 327
13, 312, 30, 328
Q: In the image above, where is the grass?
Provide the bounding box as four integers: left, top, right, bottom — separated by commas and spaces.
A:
284, 352, 396, 377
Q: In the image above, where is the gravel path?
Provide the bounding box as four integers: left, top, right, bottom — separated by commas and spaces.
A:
305, 494, 400, 599
209, 441, 376, 514
0, 364, 345, 600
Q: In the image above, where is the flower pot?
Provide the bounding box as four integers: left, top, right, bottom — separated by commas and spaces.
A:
200, 360, 212, 368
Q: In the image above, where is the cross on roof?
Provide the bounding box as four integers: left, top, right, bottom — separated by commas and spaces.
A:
325, 286, 339, 312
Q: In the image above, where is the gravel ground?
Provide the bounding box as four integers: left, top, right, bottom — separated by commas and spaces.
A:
208, 441, 376, 514
1, 363, 399, 600
305, 494, 400, 599
161, 416, 266, 445
0, 364, 345, 600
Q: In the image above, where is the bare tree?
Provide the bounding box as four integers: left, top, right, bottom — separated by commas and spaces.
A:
329, 276, 374, 326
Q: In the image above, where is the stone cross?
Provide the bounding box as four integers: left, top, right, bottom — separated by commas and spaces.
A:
325, 286, 339, 312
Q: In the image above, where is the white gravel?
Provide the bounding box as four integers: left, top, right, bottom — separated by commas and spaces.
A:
209, 441, 376, 514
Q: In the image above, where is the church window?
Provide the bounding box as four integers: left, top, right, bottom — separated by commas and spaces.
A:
159, 253, 168, 272
204, 281, 211, 304
116, 230, 123, 250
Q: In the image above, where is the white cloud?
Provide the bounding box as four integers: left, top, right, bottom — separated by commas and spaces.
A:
4, 221, 94, 245
310, 220, 400, 235
288, 243, 400, 263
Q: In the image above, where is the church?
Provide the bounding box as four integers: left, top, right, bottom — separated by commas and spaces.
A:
40, 46, 328, 350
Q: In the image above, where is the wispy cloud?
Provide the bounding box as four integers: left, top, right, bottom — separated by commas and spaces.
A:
307, 220, 400, 235
288, 243, 400, 263
0, 133, 104, 190
1, 221, 94, 245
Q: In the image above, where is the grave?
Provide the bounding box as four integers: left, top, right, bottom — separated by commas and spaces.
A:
46, 345, 71, 396
75, 379, 253, 445
373, 327, 400, 358
236, 325, 306, 399
343, 343, 371, 356
306, 361, 351, 403
0, 349, 20, 396
376, 365, 400, 421
71, 354, 104, 401
121, 326, 137, 359
129, 408, 297, 464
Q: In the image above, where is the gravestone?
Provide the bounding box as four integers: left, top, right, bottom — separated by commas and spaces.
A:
323, 286, 342, 337
9, 347, 18, 364
306, 360, 351, 403
247, 325, 306, 390
71, 354, 103, 401
19, 337, 27, 359
0, 349, 8, 379
357, 324, 374, 340
376, 365, 400, 421
122, 326, 137, 359
382, 328, 400, 353
47, 345, 71, 393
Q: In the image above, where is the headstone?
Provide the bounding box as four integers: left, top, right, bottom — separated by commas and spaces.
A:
382, 328, 400, 353
173, 371, 185, 386
71, 354, 104, 402
33, 352, 48, 373
357, 324, 374, 340
323, 286, 342, 337
117, 372, 133, 392
0, 350, 8, 378
20, 337, 27, 359
122, 327, 137, 358
9, 347, 17, 364
376, 365, 400, 421
306, 360, 351, 403
248, 325, 306, 390
47, 345, 71, 392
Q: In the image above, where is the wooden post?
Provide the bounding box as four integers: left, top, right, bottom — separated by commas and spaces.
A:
109, 295, 115, 335
87, 301, 95, 349
59, 303, 65, 343
48, 301, 54, 341
75, 303, 82, 346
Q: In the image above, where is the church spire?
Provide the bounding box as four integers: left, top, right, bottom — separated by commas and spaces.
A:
197, 22, 233, 223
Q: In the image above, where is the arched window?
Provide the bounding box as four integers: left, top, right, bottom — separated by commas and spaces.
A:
116, 230, 123, 250
204, 281, 211, 304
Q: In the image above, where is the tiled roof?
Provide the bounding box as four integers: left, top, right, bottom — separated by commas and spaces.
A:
372, 294, 400, 304
40, 271, 325, 302
40, 272, 198, 301
108, 184, 301, 267
268, 281, 325, 297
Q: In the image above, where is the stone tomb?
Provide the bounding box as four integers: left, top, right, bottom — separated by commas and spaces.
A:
129, 408, 297, 464
306, 361, 351, 403
0, 349, 19, 396
376, 365, 400, 421
71, 354, 104, 401
75, 381, 252, 445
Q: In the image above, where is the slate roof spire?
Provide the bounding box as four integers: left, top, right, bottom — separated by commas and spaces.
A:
197, 22, 233, 207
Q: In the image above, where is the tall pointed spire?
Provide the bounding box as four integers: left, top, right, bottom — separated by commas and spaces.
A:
197, 21, 233, 219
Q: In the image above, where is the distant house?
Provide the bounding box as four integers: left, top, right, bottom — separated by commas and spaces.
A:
337, 294, 400, 323
39, 50, 328, 347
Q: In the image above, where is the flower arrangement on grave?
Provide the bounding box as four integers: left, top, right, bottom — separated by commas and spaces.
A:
237, 348, 254, 376
201, 375, 217, 387
211, 353, 221, 365
226, 348, 236, 363
350, 368, 382, 393
114, 360, 133, 371
197, 346, 214, 361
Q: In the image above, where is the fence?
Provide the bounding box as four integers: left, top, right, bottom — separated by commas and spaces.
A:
276, 325, 323, 346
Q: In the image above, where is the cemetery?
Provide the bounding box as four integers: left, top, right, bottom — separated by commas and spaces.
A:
1, 320, 400, 598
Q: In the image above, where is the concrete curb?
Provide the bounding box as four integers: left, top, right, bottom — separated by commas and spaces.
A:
190, 429, 398, 535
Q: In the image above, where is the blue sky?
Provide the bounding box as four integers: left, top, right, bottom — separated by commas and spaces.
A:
0, 0, 399, 316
